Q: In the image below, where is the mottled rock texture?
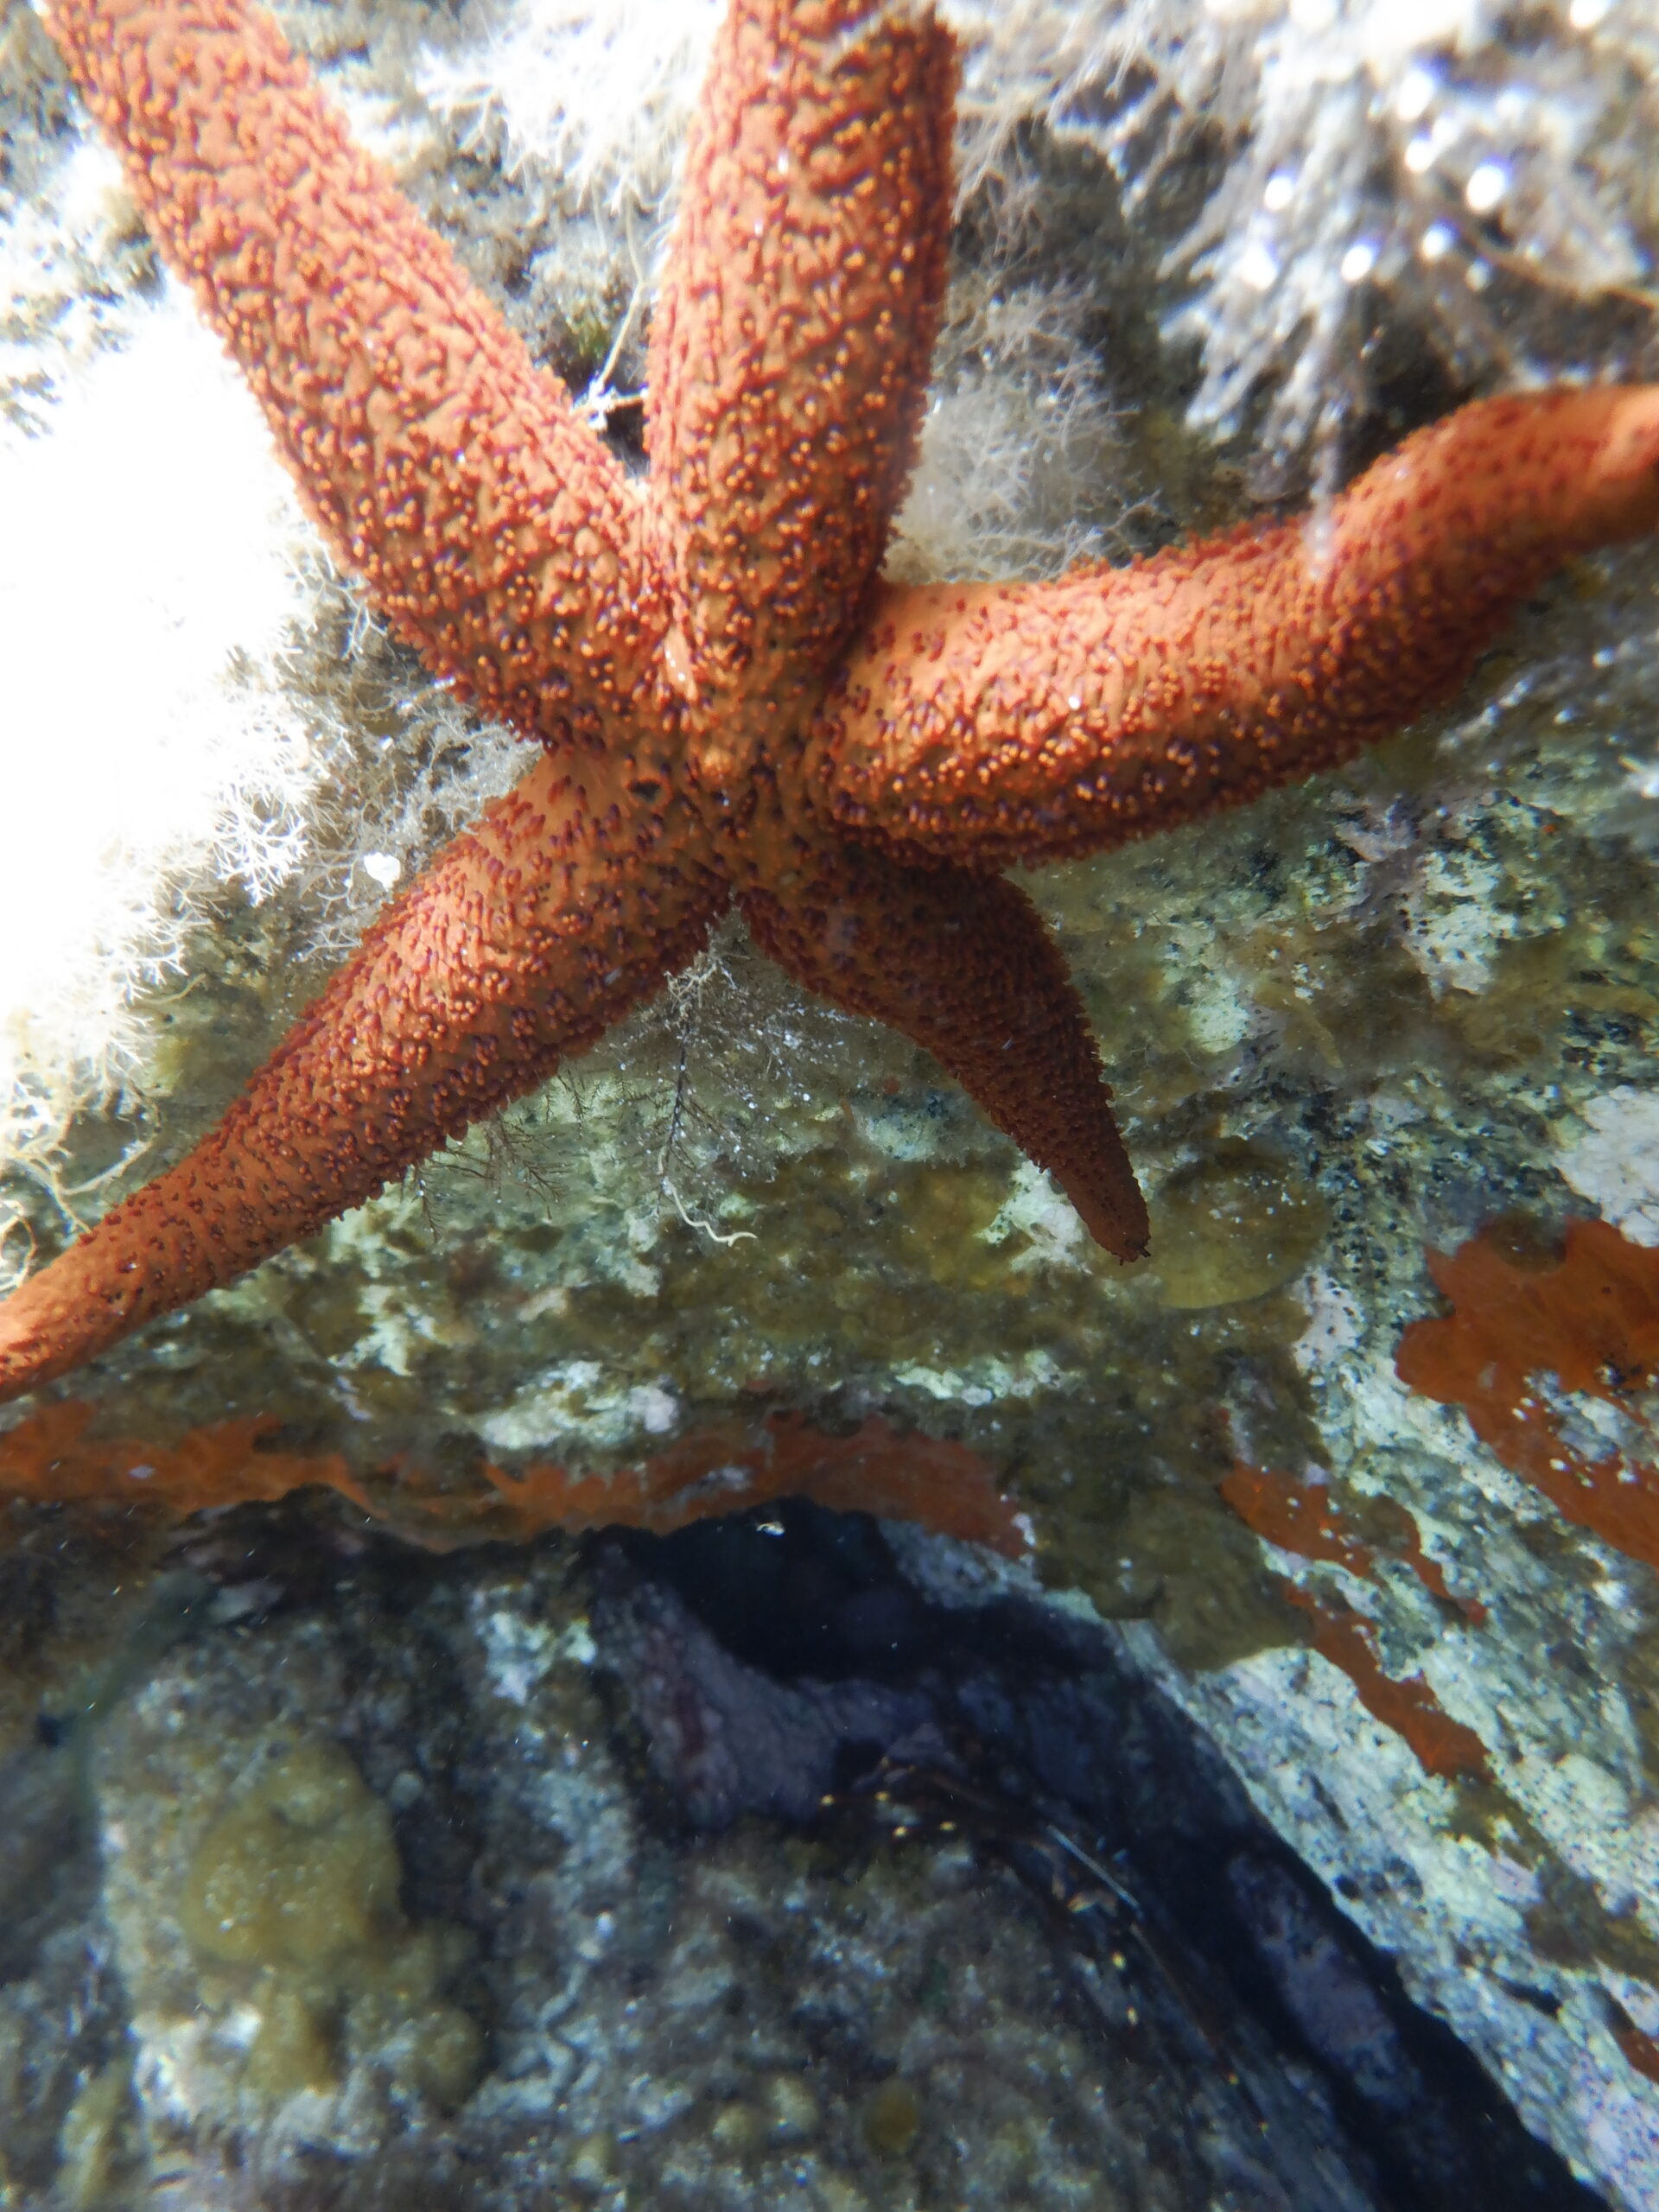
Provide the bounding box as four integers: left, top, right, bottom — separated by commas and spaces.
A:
4, 0, 1659, 2202
0, 1508, 1604, 2209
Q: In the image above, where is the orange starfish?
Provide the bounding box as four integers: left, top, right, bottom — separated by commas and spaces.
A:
4, 0, 1659, 1405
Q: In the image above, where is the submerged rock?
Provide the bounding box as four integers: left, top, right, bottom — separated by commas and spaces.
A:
3, 0, 1659, 2203
0, 1504, 1606, 2209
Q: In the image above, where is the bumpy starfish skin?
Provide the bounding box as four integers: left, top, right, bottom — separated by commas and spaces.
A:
50, 0, 664, 746
2, 748, 722, 1395
3, 0, 1659, 1404
815, 387, 1659, 869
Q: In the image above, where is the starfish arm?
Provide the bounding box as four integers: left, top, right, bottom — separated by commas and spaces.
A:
0, 753, 725, 1402
47, 0, 664, 747
646, 0, 956, 775
741, 836, 1148, 1262
812, 387, 1659, 868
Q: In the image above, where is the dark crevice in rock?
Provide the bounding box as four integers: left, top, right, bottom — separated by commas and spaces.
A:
598, 1498, 1606, 2212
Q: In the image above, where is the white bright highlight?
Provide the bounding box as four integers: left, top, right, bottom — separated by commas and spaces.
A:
0, 285, 322, 1245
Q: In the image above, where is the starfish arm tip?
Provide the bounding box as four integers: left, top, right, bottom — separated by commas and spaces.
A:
1581, 385, 1659, 541
0, 1269, 118, 1407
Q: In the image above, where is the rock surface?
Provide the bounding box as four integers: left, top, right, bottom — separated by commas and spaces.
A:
4, 1, 1659, 2204
0, 1505, 1607, 2209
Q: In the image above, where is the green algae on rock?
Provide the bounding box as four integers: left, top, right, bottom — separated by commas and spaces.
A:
180, 1735, 483, 2108
1148, 1141, 1330, 1311
66, 1534, 1410, 2207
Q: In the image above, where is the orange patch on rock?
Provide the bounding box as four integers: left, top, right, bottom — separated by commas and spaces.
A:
0, 1400, 372, 1516
431, 1410, 1025, 1553
1614, 2020, 1659, 2084
1219, 1464, 1374, 1575
0, 1401, 1024, 1555
1279, 1582, 1491, 1780
1383, 1506, 1490, 1626
1220, 1461, 1491, 1776
1395, 1218, 1659, 1573
1219, 1461, 1487, 1622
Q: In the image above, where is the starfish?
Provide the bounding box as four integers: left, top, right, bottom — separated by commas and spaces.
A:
3, 0, 1659, 1408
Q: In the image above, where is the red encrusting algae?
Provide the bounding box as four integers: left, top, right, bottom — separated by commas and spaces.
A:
1276, 1581, 1491, 1779
0, 1400, 373, 1516
1395, 1218, 1659, 1573
460, 1409, 1027, 1552
1220, 1461, 1491, 1777
1612, 2017, 1659, 2086
0, 1400, 1025, 1555
1219, 1463, 1374, 1575
1218, 1462, 1488, 1624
